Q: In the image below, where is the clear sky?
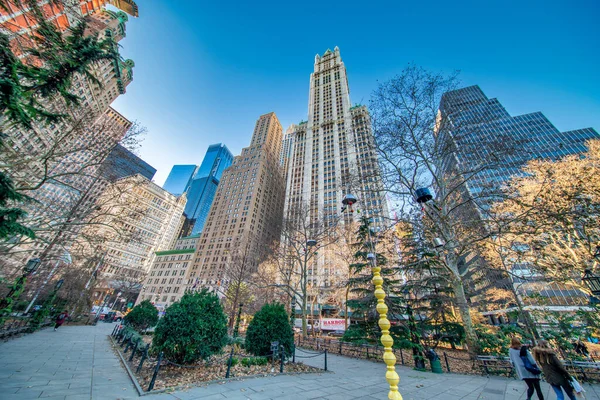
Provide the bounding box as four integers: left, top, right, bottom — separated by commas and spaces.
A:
111, 0, 600, 186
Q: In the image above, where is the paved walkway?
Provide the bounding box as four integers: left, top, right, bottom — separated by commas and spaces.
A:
0, 323, 599, 400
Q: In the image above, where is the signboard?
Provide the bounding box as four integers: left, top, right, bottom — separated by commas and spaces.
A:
270, 341, 279, 355
293, 318, 345, 331
320, 318, 345, 331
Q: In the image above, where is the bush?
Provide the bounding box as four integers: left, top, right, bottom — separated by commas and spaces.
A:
241, 356, 268, 366
342, 324, 369, 344
151, 290, 228, 364
245, 303, 294, 357
124, 300, 158, 331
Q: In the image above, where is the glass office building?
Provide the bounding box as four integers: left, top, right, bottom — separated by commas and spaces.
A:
439, 85, 599, 196
101, 144, 156, 182
439, 85, 599, 311
182, 144, 233, 235
163, 165, 197, 196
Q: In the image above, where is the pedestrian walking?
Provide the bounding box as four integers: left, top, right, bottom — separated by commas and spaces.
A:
532, 340, 577, 400
509, 337, 544, 400
54, 311, 69, 331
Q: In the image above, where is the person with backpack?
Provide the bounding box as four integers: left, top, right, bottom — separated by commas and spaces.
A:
54, 311, 69, 331
509, 337, 544, 400
532, 340, 577, 400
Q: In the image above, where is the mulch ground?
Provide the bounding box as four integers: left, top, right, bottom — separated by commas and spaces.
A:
112, 341, 323, 392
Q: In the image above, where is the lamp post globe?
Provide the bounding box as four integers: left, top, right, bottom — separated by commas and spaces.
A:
583, 269, 600, 297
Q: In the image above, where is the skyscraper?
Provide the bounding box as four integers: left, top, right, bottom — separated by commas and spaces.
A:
183, 144, 234, 236
163, 165, 197, 196
188, 113, 286, 294
283, 48, 388, 308
101, 144, 156, 182
438, 85, 600, 312
439, 85, 600, 197
284, 47, 388, 226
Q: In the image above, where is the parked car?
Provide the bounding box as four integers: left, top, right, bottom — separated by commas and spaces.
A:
328, 330, 345, 337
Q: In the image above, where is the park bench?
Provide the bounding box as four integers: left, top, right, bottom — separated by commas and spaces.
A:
476, 355, 515, 378
565, 360, 600, 382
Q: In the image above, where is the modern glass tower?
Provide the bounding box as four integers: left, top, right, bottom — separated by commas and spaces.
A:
163, 165, 197, 196
183, 144, 234, 235
439, 85, 600, 312
439, 85, 600, 196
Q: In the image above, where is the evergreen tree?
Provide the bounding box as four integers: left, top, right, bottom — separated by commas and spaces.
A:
346, 216, 402, 340
152, 290, 228, 364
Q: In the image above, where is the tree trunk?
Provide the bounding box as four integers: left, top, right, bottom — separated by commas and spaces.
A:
345, 286, 350, 330
451, 278, 479, 354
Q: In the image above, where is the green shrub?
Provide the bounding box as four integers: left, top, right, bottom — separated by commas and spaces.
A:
245, 303, 294, 357
124, 300, 158, 331
229, 357, 239, 367
241, 356, 268, 366
151, 290, 228, 364
342, 324, 369, 343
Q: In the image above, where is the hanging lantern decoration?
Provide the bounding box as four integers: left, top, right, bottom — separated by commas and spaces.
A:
415, 188, 433, 203
342, 194, 358, 213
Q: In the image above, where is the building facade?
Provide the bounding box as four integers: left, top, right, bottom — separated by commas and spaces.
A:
283, 48, 388, 310
100, 144, 157, 183
163, 165, 198, 196
94, 174, 186, 280
135, 234, 200, 310
0, 4, 137, 274
439, 85, 600, 197
188, 113, 286, 294
438, 85, 600, 312
183, 144, 233, 236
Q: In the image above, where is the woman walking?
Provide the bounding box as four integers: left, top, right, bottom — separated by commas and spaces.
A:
532, 340, 577, 400
509, 337, 544, 400
54, 311, 69, 331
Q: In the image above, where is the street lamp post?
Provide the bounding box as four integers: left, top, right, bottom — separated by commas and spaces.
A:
290, 297, 296, 328
582, 246, 600, 300
344, 194, 401, 400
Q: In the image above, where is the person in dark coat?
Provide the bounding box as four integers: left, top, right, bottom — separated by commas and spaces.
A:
54, 311, 69, 331
532, 340, 576, 400
509, 337, 544, 400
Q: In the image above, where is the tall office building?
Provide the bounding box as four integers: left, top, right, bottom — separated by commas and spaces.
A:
100, 144, 157, 183
439, 85, 600, 197
438, 85, 600, 313
183, 144, 234, 236
283, 48, 388, 309
0, 3, 139, 277
280, 125, 295, 184
90, 174, 186, 280
163, 165, 198, 196
284, 47, 387, 225
188, 113, 286, 293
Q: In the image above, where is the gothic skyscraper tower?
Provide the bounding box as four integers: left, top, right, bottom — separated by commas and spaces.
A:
284, 47, 388, 226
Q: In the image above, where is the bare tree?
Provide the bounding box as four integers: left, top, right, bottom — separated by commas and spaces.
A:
270, 205, 340, 336
368, 66, 527, 352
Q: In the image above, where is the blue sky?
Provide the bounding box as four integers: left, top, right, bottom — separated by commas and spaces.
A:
111, 0, 600, 186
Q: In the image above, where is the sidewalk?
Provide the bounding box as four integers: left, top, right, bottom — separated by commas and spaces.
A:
0, 323, 598, 399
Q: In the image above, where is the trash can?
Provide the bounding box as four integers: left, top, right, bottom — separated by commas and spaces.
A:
426, 348, 443, 374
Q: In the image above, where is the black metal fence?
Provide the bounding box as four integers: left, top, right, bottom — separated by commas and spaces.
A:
111, 326, 327, 393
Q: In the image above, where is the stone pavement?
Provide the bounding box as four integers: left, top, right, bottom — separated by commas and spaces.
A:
0, 323, 599, 400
